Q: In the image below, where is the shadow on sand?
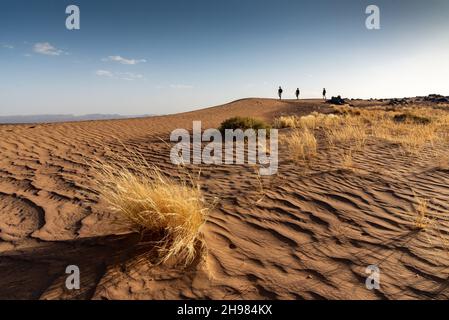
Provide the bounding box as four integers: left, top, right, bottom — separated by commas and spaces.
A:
0, 233, 159, 300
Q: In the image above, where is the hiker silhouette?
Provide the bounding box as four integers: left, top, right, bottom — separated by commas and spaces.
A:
322, 88, 327, 100
295, 88, 300, 100
278, 86, 283, 100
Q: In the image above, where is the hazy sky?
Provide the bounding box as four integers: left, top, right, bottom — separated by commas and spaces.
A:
1, 0, 449, 116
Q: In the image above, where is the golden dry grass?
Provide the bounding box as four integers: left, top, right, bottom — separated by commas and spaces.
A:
304, 113, 341, 130
332, 104, 361, 116
327, 106, 449, 153
366, 107, 449, 153
273, 115, 299, 129
280, 105, 449, 168
285, 129, 317, 163
92, 154, 210, 266
372, 121, 437, 153
412, 196, 432, 231
340, 149, 354, 170
274, 113, 340, 130
407, 192, 449, 256
325, 124, 367, 149
298, 114, 319, 130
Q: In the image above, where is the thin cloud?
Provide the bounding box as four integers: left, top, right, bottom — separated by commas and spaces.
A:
95, 70, 114, 77
95, 70, 144, 81
102, 55, 146, 65
1, 44, 14, 49
33, 42, 63, 56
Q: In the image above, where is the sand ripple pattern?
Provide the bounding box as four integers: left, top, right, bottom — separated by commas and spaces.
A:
0, 99, 448, 299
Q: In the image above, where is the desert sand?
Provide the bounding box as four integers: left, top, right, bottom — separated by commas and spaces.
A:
1, 98, 449, 300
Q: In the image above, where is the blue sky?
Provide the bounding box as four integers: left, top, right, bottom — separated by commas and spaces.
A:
1, 0, 449, 116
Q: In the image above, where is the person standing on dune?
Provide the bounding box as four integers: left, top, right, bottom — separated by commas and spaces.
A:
278, 86, 283, 100
322, 88, 327, 101
295, 88, 300, 100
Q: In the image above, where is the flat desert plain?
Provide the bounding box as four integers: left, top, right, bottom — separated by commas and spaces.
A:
1, 98, 449, 300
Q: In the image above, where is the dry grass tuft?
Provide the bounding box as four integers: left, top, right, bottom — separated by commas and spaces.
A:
298, 114, 319, 130
413, 196, 432, 231
92, 154, 210, 266
372, 119, 437, 153
332, 104, 361, 116
273, 115, 299, 129
274, 114, 340, 130
300, 113, 341, 130
340, 149, 354, 170
285, 129, 317, 163
326, 124, 367, 149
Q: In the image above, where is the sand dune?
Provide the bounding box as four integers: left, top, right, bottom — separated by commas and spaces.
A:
1, 98, 449, 300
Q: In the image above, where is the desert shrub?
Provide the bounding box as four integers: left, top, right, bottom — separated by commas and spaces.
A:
393, 113, 431, 125
219, 117, 271, 135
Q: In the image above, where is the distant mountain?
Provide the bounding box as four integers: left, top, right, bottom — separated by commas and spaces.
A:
0, 114, 155, 124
